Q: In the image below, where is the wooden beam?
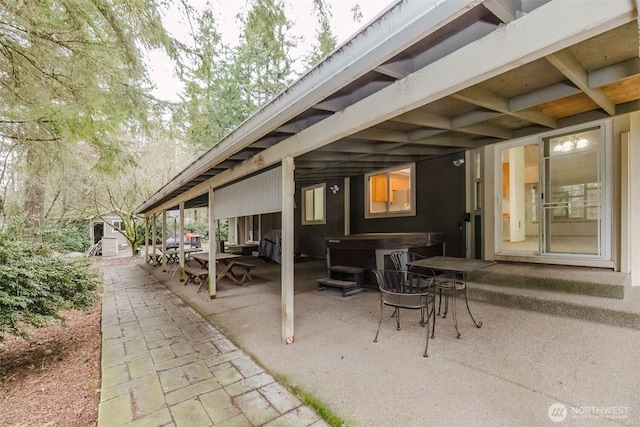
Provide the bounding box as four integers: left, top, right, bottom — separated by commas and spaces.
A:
483, 0, 519, 23
589, 57, 640, 88
179, 202, 185, 282
350, 128, 410, 143
452, 85, 557, 128
281, 157, 295, 344
161, 211, 167, 272
546, 49, 616, 115
208, 187, 217, 299
509, 82, 581, 111
392, 109, 453, 129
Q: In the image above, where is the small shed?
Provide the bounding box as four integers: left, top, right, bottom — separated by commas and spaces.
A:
89, 212, 129, 249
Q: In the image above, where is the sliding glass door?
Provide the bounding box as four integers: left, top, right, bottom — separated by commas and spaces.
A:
541, 127, 603, 256
498, 123, 609, 263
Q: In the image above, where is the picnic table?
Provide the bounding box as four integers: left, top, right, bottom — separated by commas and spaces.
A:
190, 252, 256, 286
163, 247, 202, 263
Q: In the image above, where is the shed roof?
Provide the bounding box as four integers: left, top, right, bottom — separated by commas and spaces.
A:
136, 0, 640, 215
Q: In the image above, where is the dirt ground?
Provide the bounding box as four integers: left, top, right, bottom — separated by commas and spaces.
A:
0, 255, 139, 427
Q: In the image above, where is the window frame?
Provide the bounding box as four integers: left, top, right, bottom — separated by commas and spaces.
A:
111, 219, 122, 233
364, 163, 416, 219
301, 183, 326, 225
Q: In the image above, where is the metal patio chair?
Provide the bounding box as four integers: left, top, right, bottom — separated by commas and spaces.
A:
372, 269, 436, 357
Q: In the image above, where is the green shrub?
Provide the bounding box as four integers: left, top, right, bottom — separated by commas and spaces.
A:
42, 221, 91, 253
0, 237, 99, 341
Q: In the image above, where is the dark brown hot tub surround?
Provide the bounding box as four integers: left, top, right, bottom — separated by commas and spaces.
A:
326, 232, 445, 288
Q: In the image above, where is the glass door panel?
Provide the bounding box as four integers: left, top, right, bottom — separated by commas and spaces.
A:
542, 128, 602, 255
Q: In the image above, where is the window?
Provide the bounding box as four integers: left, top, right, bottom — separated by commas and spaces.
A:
112, 220, 122, 233
302, 183, 326, 225
365, 164, 416, 218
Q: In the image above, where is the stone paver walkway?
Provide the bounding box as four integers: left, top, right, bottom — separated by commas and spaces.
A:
98, 263, 327, 427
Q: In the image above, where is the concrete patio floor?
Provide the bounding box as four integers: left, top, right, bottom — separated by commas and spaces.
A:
137, 256, 640, 426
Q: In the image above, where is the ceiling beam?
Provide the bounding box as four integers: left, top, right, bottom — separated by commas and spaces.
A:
408, 135, 479, 148
375, 57, 414, 79
313, 80, 394, 112
452, 85, 558, 128
509, 82, 581, 111
482, 0, 519, 23
350, 128, 410, 143
546, 49, 616, 115
589, 57, 640, 88
392, 109, 453, 129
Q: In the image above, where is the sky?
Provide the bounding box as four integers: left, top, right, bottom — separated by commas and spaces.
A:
147, 0, 393, 102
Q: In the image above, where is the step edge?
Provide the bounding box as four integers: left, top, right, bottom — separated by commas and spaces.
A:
467, 286, 640, 330
467, 271, 625, 299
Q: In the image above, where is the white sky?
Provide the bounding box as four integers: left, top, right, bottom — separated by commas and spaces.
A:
147, 0, 393, 102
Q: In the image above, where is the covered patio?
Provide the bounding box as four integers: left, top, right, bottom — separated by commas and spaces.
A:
136, 257, 640, 425
136, 0, 640, 347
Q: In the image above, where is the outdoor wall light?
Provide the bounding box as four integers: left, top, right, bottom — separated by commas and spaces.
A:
330, 184, 340, 194
452, 158, 465, 167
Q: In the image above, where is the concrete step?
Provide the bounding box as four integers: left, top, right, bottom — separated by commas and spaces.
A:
466, 280, 640, 330
466, 263, 628, 299
318, 278, 357, 289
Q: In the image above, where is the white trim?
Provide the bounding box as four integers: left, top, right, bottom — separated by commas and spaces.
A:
301, 183, 326, 225
364, 163, 416, 219
492, 119, 614, 267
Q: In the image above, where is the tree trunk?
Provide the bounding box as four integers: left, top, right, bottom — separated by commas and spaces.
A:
24, 147, 46, 242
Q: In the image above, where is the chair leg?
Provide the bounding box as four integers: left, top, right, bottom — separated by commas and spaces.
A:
395, 307, 401, 330
374, 298, 384, 343
431, 304, 437, 339
462, 286, 483, 328
442, 289, 450, 318
423, 305, 435, 357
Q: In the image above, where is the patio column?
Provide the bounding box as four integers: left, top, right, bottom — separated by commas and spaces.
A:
151, 213, 157, 262
282, 156, 295, 344
162, 210, 167, 272
179, 202, 185, 282
144, 216, 149, 262
629, 112, 640, 284
208, 186, 217, 299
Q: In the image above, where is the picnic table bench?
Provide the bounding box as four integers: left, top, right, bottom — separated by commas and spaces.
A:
229, 261, 256, 284
183, 266, 209, 293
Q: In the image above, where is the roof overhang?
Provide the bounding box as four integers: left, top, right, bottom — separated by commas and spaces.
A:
136, 0, 640, 215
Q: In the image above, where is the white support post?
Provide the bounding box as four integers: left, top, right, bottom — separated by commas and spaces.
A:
151, 213, 157, 263
629, 112, 640, 284
144, 216, 149, 262
344, 177, 350, 236
208, 187, 217, 298
179, 202, 185, 281
162, 210, 167, 272
281, 157, 295, 344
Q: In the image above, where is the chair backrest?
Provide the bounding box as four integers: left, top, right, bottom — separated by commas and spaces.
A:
389, 251, 409, 271
389, 251, 428, 272
373, 269, 434, 295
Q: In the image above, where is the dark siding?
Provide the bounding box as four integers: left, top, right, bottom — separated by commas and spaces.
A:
293, 153, 467, 258
350, 153, 467, 257
294, 179, 344, 258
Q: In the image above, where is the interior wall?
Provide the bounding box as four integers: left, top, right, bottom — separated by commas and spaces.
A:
350, 153, 467, 257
